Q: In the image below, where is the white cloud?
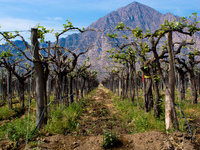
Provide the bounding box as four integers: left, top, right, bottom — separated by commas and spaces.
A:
0, 16, 82, 44
54, 17, 64, 21
45, 17, 64, 21
0, 17, 37, 31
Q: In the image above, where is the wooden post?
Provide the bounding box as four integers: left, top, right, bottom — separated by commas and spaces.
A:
59, 72, 62, 104
7, 69, 12, 109
75, 77, 79, 102
70, 75, 74, 103
125, 66, 129, 98
7, 73, 10, 109
32, 28, 45, 129
118, 72, 122, 96
66, 76, 69, 107
166, 31, 178, 130
1, 69, 4, 102
121, 71, 124, 99
129, 65, 132, 101
47, 41, 51, 117
134, 66, 139, 109
198, 69, 200, 95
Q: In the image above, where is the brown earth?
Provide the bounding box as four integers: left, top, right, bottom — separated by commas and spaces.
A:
1, 86, 200, 150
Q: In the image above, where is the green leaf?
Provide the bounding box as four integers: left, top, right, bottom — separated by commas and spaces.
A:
0, 50, 14, 58
15, 30, 19, 34
17, 52, 22, 57
63, 19, 74, 29
87, 56, 90, 61
115, 22, 125, 30
107, 33, 118, 38
144, 65, 148, 70
123, 34, 128, 39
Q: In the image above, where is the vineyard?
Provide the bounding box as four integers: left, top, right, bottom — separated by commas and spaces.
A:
0, 13, 200, 149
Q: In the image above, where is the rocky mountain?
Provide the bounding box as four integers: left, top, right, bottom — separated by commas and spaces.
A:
1, 1, 200, 77
60, 2, 200, 75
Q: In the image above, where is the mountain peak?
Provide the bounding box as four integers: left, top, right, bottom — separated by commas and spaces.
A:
117, 1, 159, 13
120, 1, 147, 8
88, 1, 163, 30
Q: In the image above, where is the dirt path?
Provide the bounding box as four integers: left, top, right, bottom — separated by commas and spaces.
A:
76, 87, 130, 136
2, 86, 199, 150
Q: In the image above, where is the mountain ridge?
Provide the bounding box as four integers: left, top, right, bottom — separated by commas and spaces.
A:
0, 1, 199, 76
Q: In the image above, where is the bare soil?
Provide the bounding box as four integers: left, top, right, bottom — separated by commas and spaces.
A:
1, 86, 200, 150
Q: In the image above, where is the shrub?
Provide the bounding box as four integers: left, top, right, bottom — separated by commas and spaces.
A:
44, 100, 83, 135
102, 130, 120, 149
0, 106, 16, 120
113, 93, 166, 133
0, 114, 36, 142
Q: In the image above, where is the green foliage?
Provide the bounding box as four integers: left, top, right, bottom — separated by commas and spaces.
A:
102, 130, 119, 149
17, 51, 22, 57
43, 89, 97, 135
113, 95, 165, 133
44, 101, 83, 135
0, 114, 36, 141
158, 13, 200, 35
106, 44, 136, 66
0, 49, 14, 58
0, 106, 16, 120
144, 30, 152, 37
24, 62, 30, 69
86, 56, 90, 61
143, 65, 148, 70
35, 22, 53, 42
63, 19, 74, 29
2, 32, 14, 38
29, 141, 38, 148
115, 22, 125, 30
131, 26, 144, 39
107, 33, 118, 38
123, 34, 128, 39
15, 30, 19, 34
153, 74, 161, 83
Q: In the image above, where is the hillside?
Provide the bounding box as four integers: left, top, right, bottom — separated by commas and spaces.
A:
58, 1, 200, 75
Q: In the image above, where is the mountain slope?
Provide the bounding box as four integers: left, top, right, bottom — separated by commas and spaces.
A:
61, 1, 198, 75
0, 1, 199, 76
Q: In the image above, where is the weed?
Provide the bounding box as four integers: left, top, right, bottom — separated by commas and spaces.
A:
102, 130, 120, 149
29, 141, 38, 148
109, 120, 115, 126
0, 106, 16, 120
113, 93, 165, 133
43, 99, 84, 135
91, 111, 95, 117
91, 123, 96, 128
0, 113, 36, 142
86, 128, 93, 134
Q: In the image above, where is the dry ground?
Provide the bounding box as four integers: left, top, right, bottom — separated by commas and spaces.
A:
1, 86, 200, 150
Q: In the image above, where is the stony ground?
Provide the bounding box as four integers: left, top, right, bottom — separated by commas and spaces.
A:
1, 86, 200, 150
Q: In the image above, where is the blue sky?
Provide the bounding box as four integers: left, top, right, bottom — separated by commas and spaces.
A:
0, 0, 199, 43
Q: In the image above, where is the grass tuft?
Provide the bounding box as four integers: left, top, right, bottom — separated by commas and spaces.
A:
112, 94, 166, 133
